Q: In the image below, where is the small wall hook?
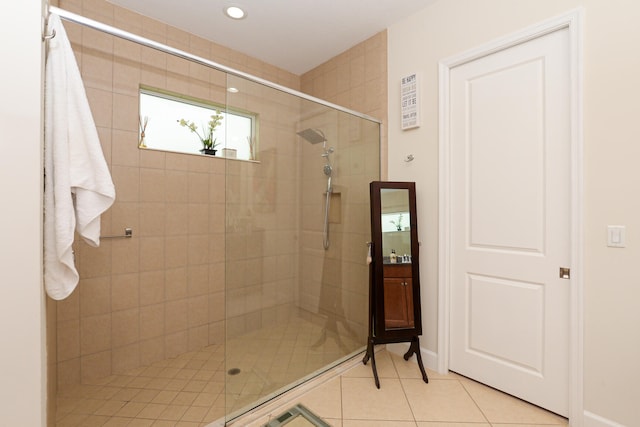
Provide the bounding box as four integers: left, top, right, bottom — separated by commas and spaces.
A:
404, 154, 415, 162
42, 28, 56, 41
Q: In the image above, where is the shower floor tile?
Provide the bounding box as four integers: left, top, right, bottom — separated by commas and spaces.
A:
55, 312, 361, 426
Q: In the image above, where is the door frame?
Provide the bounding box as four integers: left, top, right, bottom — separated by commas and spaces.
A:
437, 9, 584, 425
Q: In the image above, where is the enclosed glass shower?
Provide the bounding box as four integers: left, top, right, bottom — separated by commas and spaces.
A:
48, 4, 380, 426
223, 75, 380, 419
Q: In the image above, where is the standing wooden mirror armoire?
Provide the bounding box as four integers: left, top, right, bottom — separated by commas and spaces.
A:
363, 181, 429, 388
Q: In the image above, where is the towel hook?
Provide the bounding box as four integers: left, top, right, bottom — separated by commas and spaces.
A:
43, 8, 56, 42
42, 28, 56, 41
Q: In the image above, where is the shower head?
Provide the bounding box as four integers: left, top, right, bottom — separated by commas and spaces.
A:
297, 128, 326, 144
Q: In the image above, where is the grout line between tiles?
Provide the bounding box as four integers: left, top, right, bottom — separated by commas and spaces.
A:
458, 377, 492, 425
396, 362, 418, 424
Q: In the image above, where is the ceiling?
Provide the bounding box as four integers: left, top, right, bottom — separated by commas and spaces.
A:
107, 0, 436, 75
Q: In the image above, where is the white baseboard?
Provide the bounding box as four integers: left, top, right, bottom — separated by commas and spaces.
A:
386, 342, 438, 371
583, 411, 627, 427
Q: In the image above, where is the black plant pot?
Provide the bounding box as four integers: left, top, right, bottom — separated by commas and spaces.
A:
200, 148, 217, 156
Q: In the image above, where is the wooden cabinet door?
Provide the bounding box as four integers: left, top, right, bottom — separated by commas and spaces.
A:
384, 277, 414, 329
405, 277, 414, 328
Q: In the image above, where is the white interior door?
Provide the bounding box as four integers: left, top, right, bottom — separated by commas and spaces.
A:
448, 27, 571, 416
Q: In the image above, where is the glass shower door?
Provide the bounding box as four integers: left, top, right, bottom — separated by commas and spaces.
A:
224, 74, 380, 421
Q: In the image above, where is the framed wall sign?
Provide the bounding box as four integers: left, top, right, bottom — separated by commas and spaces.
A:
401, 73, 420, 130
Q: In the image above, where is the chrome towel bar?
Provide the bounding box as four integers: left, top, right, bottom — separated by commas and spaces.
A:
101, 227, 132, 239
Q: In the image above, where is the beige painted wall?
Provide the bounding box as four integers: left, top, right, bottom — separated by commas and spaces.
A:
0, 1, 46, 426
387, 0, 640, 425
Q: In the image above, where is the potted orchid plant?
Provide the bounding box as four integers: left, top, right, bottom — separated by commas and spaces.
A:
178, 110, 224, 155
390, 214, 403, 231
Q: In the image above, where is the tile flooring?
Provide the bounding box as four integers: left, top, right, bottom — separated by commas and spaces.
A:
234, 349, 569, 427
55, 311, 567, 427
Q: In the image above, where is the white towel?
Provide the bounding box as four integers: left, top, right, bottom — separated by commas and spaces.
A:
44, 14, 116, 300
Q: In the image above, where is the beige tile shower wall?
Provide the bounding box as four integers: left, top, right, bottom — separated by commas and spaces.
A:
300, 30, 387, 178
53, 0, 300, 387
225, 82, 302, 338
297, 111, 378, 341
298, 33, 387, 340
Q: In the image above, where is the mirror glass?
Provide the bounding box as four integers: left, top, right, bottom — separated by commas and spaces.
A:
380, 188, 411, 264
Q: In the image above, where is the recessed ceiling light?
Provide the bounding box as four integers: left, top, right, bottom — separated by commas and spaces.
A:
224, 6, 246, 20
227, 87, 239, 93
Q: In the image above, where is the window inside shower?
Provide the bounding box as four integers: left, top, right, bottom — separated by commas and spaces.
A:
139, 87, 257, 160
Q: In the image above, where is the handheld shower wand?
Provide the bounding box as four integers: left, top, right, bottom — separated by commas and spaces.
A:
297, 128, 334, 250
321, 146, 334, 250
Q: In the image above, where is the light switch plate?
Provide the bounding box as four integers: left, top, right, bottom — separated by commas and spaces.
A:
607, 225, 626, 248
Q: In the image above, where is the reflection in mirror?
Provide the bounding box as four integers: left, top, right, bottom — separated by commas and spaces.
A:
380, 189, 411, 264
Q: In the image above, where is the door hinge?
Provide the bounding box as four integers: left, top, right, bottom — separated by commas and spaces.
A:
559, 267, 571, 279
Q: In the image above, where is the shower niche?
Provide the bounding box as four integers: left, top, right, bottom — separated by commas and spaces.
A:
364, 181, 429, 388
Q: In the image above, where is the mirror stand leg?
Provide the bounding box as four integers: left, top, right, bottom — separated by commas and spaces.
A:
363, 338, 380, 388
362, 342, 370, 365
403, 336, 429, 384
